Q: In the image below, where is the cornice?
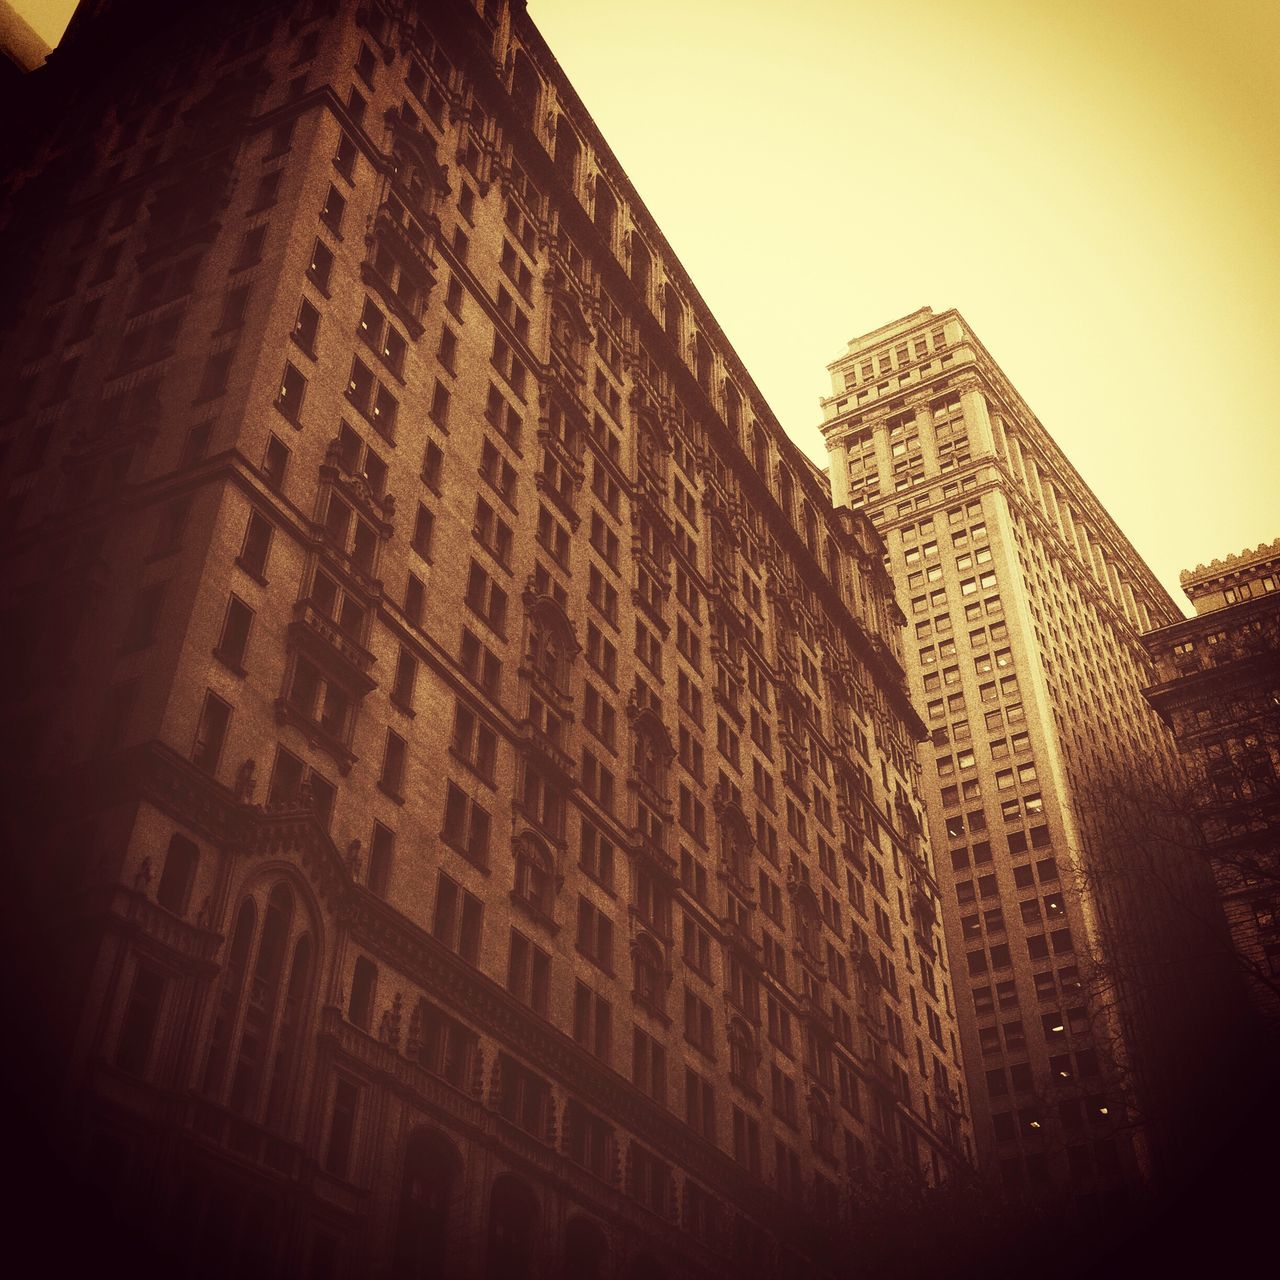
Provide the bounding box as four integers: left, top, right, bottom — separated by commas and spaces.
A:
1181, 538, 1280, 587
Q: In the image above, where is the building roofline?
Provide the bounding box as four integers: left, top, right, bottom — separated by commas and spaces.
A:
828, 306, 1182, 622
1180, 538, 1280, 587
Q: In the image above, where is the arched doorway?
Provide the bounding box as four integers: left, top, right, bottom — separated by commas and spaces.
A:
391, 1129, 463, 1279
486, 1174, 538, 1280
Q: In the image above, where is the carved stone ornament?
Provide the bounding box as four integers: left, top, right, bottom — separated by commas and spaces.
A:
234, 758, 257, 804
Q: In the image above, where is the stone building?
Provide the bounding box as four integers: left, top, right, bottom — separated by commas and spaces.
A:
818, 307, 1238, 1209
0, 2, 969, 1275
1141, 539, 1280, 1034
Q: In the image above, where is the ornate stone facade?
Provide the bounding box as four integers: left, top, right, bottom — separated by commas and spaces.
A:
0, 3, 968, 1275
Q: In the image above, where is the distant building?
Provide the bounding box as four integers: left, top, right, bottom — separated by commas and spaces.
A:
0, 0, 49, 103
1141, 539, 1280, 1033
819, 306, 1240, 1208
0, 2, 969, 1276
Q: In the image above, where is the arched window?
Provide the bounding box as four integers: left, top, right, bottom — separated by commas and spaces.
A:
486, 1174, 538, 1280
349, 955, 377, 1031
637, 421, 663, 479
393, 1130, 463, 1280
728, 1020, 756, 1091
662, 285, 682, 347
633, 936, 665, 1014
266, 929, 312, 1117
202, 881, 315, 1128
564, 1217, 608, 1280
825, 538, 842, 596
752, 426, 768, 476
793, 886, 820, 959
527, 601, 574, 696
777, 467, 795, 523
724, 381, 741, 432
803, 503, 818, 554
633, 728, 667, 796
594, 181, 617, 246
553, 115, 580, 187
511, 51, 540, 127
718, 800, 753, 886
630, 236, 651, 299
514, 837, 554, 917
694, 333, 713, 392
157, 833, 199, 915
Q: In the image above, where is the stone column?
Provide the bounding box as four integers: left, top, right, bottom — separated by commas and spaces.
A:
827, 437, 852, 508
959, 383, 997, 459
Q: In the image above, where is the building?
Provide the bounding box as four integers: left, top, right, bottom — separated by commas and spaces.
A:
1141, 540, 1280, 1034
0, 2, 970, 1275
818, 307, 1239, 1208
0, 0, 48, 81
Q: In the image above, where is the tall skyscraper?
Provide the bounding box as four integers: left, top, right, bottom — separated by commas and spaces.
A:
819, 307, 1238, 1207
0, 3, 969, 1275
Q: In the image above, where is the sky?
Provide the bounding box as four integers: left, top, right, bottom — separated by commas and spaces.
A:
17, 0, 1280, 609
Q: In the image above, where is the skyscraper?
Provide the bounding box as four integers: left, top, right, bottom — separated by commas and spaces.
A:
819, 306, 1238, 1206
0, 3, 969, 1275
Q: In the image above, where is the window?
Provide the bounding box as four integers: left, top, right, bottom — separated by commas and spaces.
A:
573, 981, 612, 1062
324, 1079, 359, 1178
428, 380, 450, 427
379, 730, 407, 798
421, 439, 444, 492
576, 896, 614, 973
275, 361, 307, 423
685, 1066, 716, 1141
232, 225, 266, 271
431, 872, 483, 964
348, 955, 377, 1030
507, 931, 550, 1016
564, 1103, 613, 1182
191, 692, 231, 773
115, 965, 165, 1076
368, 822, 394, 897
215, 595, 254, 671
308, 238, 334, 290
684, 987, 714, 1056
262, 433, 289, 490
321, 183, 345, 233
460, 628, 502, 695
451, 701, 497, 782
480, 438, 517, 504
441, 781, 491, 865
334, 133, 357, 181
156, 834, 199, 915
201, 882, 314, 1121
292, 297, 320, 356
391, 646, 417, 709
465, 561, 508, 634
632, 1027, 666, 1103
411, 503, 434, 559
198, 348, 233, 399
580, 820, 614, 890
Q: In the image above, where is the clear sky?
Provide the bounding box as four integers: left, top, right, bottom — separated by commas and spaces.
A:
18, 0, 1280, 609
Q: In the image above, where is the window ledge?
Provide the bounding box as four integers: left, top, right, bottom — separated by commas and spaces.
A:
377, 780, 405, 806
234, 556, 268, 586
273, 402, 304, 432
290, 334, 319, 362
212, 649, 248, 678
440, 833, 490, 874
